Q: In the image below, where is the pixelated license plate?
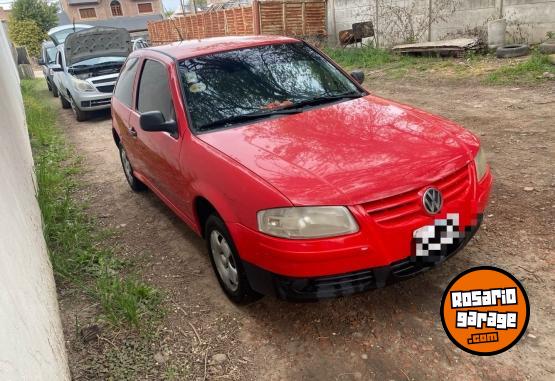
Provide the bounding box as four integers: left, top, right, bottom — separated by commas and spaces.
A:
413, 213, 461, 259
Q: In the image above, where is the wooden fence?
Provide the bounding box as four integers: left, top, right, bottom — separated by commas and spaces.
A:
148, 0, 327, 45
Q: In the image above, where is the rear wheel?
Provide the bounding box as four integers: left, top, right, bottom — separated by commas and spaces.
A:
205, 215, 261, 304
118, 144, 146, 192
60, 94, 71, 109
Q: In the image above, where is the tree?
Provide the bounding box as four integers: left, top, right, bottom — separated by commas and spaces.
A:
8, 19, 46, 57
11, 0, 58, 34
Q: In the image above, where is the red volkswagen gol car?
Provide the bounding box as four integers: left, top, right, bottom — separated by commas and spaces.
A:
111, 36, 492, 303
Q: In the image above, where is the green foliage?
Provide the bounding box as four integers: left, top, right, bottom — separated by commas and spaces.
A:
22, 79, 162, 328
11, 0, 58, 34
8, 19, 45, 57
486, 52, 555, 85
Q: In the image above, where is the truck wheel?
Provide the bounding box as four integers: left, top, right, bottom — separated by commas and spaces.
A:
205, 215, 262, 304
60, 95, 71, 109
118, 144, 146, 192
496, 44, 529, 58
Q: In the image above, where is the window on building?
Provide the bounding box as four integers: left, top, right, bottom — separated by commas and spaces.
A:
137, 2, 153, 13
79, 8, 96, 19
110, 1, 123, 17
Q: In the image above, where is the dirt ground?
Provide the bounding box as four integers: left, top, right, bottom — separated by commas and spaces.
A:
50, 75, 554, 380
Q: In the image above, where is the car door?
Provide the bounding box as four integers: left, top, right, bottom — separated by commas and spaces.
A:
112, 57, 140, 157
128, 58, 185, 210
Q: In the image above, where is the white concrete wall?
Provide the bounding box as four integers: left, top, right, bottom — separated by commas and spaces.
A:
0, 25, 70, 381
329, 0, 555, 46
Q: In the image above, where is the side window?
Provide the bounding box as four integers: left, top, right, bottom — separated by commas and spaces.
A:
114, 58, 139, 107
137, 59, 174, 121
56, 52, 63, 67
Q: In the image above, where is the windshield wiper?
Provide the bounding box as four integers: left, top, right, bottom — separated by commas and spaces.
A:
287, 91, 364, 110
198, 108, 302, 131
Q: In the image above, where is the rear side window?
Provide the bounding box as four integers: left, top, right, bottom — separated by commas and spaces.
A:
114, 58, 139, 107
137, 59, 174, 121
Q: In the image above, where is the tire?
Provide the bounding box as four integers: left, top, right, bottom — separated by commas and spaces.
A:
71, 100, 89, 122
539, 40, 555, 54
52, 85, 59, 98
47, 81, 52, 91
496, 44, 529, 58
60, 94, 71, 109
118, 144, 146, 192
205, 215, 262, 304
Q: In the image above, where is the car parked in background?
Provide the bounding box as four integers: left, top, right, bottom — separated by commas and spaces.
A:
132, 38, 149, 51
52, 26, 131, 121
111, 36, 492, 304
38, 40, 58, 97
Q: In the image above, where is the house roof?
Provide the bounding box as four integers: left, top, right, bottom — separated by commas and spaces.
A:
57, 11, 162, 32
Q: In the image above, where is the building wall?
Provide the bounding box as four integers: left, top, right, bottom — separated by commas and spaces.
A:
60, 0, 162, 22
329, 0, 555, 46
0, 25, 70, 381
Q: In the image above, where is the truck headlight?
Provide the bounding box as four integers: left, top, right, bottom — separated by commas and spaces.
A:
257, 206, 359, 239
72, 78, 96, 92
474, 147, 487, 181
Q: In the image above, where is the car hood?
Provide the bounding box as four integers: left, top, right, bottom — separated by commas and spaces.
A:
198, 95, 480, 206
64, 27, 131, 67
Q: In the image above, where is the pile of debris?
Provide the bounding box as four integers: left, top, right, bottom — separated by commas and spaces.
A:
392, 38, 482, 56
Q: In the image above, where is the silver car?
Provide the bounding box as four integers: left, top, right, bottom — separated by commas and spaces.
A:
51, 26, 131, 121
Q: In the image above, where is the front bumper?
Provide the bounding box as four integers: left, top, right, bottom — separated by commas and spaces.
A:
75, 92, 112, 111
243, 215, 482, 301
229, 165, 492, 300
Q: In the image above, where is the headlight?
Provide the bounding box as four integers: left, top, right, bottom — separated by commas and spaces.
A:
257, 206, 359, 239
72, 77, 96, 92
474, 147, 487, 181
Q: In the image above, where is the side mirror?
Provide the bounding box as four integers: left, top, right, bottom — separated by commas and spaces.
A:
351, 70, 365, 84
140, 111, 177, 135
51, 64, 63, 72
38, 59, 45, 65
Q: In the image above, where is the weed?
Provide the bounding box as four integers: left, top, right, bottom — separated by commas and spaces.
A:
485, 52, 555, 84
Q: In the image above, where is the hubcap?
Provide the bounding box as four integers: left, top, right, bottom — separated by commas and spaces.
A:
120, 148, 133, 183
210, 230, 239, 292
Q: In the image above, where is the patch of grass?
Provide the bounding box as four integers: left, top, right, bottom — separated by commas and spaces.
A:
324, 46, 457, 77
485, 52, 555, 84
22, 79, 161, 328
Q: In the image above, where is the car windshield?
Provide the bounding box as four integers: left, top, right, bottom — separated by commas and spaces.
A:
46, 46, 57, 64
71, 56, 126, 68
178, 43, 361, 131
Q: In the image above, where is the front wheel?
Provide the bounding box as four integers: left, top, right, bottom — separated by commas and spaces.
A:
71, 99, 89, 122
205, 215, 261, 304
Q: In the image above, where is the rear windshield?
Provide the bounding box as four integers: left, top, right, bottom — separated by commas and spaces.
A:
178, 42, 358, 132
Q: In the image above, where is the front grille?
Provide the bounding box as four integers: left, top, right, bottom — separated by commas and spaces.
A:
362, 165, 470, 226
96, 85, 115, 93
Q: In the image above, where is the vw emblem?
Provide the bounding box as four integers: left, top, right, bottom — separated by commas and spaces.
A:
422, 187, 443, 214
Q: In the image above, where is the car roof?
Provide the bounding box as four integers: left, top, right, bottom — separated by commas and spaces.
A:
47, 24, 93, 35
144, 35, 300, 60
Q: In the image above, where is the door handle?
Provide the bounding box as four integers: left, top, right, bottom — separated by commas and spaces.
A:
129, 127, 137, 138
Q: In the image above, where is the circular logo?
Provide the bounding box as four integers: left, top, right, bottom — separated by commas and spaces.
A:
440, 266, 529, 356
422, 187, 443, 214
